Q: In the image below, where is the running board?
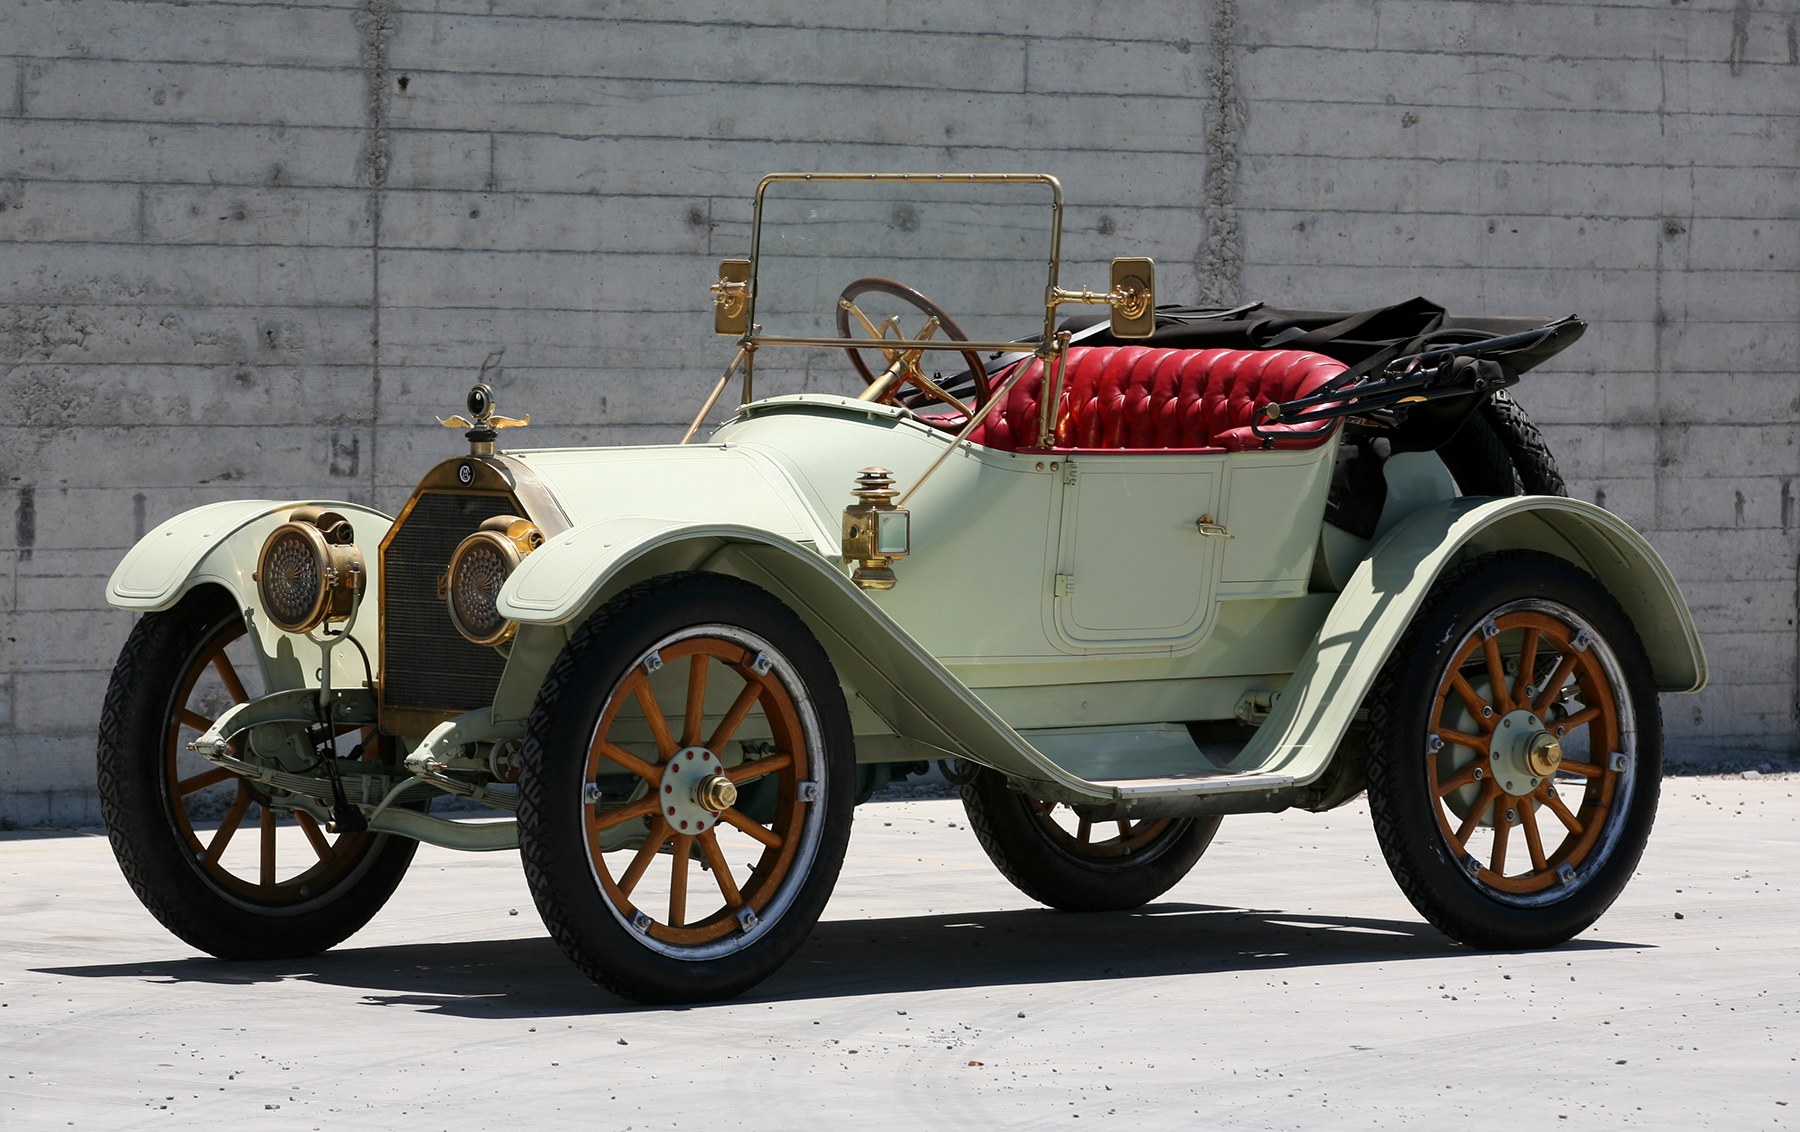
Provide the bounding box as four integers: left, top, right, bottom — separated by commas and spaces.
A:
1016, 723, 1317, 817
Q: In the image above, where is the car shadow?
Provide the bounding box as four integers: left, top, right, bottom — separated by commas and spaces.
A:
35, 902, 1645, 1018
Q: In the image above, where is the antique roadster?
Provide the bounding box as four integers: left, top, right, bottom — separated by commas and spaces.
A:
99, 174, 1706, 1004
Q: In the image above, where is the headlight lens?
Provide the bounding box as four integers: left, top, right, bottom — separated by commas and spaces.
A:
445, 516, 541, 647
256, 508, 364, 634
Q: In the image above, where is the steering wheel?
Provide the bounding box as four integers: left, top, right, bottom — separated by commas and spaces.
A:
835, 277, 991, 416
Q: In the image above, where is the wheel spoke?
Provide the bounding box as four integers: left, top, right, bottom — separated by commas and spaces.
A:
593, 795, 660, 833
1512, 628, 1541, 709
206, 784, 252, 863
1449, 672, 1490, 721
1519, 803, 1549, 872
1533, 651, 1582, 716
1556, 759, 1603, 779
668, 835, 692, 928
1452, 781, 1499, 849
294, 810, 333, 861
706, 679, 764, 754
1434, 761, 1482, 798
178, 708, 214, 733
725, 751, 793, 786
1558, 705, 1601, 732
177, 765, 234, 797
1438, 728, 1489, 754
1489, 805, 1512, 874
631, 677, 678, 759
1482, 636, 1513, 714
1542, 788, 1584, 834
211, 650, 249, 705
681, 654, 709, 748
1075, 818, 1092, 844
259, 803, 277, 887
719, 807, 783, 849
596, 740, 661, 785
618, 822, 672, 897
697, 831, 744, 909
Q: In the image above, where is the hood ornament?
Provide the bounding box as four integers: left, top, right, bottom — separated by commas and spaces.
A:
439, 383, 530, 457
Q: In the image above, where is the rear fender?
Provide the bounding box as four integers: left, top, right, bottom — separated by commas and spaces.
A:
1239, 494, 1705, 795
106, 499, 395, 691
494, 518, 1111, 799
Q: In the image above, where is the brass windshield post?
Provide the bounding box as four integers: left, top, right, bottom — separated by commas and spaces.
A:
740, 331, 758, 405
680, 345, 748, 445
1035, 330, 1071, 450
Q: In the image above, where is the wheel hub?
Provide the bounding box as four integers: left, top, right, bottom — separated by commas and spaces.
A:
658, 747, 732, 835
1488, 709, 1560, 796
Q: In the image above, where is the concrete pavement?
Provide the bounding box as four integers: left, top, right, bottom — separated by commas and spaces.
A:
2, 775, 1795, 1130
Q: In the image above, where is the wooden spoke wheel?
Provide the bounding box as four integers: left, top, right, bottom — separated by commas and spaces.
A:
1367, 551, 1662, 949
96, 587, 417, 959
960, 766, 1220, 912
517, 573, 854, 1004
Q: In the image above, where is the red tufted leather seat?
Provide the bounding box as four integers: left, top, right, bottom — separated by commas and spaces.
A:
962, 346, 1347, 453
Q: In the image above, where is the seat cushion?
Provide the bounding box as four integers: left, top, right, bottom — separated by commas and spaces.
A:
964, 346, 1347, 453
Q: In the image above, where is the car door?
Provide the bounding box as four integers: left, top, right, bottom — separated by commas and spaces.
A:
1049, 454, 1226, 649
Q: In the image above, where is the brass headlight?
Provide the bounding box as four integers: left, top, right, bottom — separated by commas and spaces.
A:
255, 507, 365, 634
445, 515, 542, 648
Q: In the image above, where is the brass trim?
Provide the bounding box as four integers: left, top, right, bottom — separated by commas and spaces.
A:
695, 773, 739, 813
842, 466, 910, 590
680, 345, 748, 445
711, 258, 752, 336
1036, 330, 1072, 449
744, 334, 1033, 353
445, 518, 540, 649
254, 509, 365, 634
1047, 257, 1156, 338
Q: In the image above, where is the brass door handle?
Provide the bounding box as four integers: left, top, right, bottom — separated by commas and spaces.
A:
1195, 515, 1233, 539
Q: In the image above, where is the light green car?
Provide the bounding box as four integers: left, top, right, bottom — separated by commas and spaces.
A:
98, 174, 1706, 1004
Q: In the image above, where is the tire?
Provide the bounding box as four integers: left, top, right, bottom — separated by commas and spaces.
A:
1481, 389, 1566, 496
515, 572, 856, 1004
960, 767, 1220, 911
1439, 390, 1566, 498
1365, 551, 1662, 949
96, 586, 417, 959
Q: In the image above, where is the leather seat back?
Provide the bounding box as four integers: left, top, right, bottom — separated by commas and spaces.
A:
965, 346, 1347, 453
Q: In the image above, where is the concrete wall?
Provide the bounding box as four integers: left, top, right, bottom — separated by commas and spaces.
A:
3, 0, 1795, 825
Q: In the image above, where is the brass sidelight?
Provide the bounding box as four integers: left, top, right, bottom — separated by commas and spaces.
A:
711, 258, 752, 336
841, 467, 911, 590
1049, 256, 1157, 338
1107, 257, 1156, 337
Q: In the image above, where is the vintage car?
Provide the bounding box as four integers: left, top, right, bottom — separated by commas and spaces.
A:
98, 173, 1707, 1004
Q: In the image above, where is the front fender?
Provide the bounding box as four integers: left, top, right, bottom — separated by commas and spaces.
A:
106, 498, 396, 693
107, 498, 395, 613
1238, 494, 1706, 790
495, 518, 1113, 801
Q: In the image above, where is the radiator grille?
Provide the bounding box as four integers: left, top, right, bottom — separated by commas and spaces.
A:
381, 491, 516, 713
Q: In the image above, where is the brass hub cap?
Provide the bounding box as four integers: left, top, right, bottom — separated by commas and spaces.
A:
695, 773, 738, 813
1525, 731, 1564, 778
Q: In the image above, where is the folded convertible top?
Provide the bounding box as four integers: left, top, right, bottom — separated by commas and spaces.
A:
1072, 296, 1586, 375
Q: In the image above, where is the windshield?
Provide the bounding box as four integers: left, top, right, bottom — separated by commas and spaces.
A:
748, 174, 1062, 351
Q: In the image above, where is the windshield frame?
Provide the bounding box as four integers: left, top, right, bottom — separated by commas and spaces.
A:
743, 172, 1067, 355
